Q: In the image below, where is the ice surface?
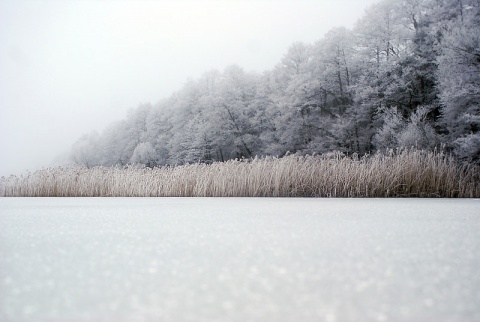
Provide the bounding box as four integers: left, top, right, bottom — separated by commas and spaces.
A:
0, 198, 479, 321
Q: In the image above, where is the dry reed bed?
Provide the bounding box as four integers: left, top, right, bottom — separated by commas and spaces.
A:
1, 150, 479, 197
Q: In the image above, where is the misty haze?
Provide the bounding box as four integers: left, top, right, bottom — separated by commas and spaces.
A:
1, 0, 480, 321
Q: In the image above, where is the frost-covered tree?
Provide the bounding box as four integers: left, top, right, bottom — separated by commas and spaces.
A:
167, 75, 210, 164
130, 142, 156, 166
213, 65, 260, 159
398, 107, 439, 149
281, 42, 311, 75
373, 107, 405, 150
308, 27, 358, 153
348, 0, 408, 153
71, 132, 100, 167
374, 106, 438, 150
437, 3, 480, 161
145, 99, 173, 166
263, 42, 315, 155
350, 0, 441, 153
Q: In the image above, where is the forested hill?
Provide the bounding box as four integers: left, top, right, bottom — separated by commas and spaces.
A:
70, 0, 480, 168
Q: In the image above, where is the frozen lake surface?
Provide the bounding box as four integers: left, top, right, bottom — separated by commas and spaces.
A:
0, 198, 479, 322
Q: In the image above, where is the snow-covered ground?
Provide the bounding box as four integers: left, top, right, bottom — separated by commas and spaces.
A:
0, 198, 479, 322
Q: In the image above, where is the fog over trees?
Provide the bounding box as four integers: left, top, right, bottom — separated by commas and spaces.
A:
70, 0, 480, 167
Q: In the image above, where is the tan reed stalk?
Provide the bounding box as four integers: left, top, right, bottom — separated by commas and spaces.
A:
1, 149, 479, 198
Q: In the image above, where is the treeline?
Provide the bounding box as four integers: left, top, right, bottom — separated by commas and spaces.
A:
71, 0, 480, 167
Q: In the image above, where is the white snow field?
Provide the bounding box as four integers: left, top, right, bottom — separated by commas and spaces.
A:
0, 198, 479, 322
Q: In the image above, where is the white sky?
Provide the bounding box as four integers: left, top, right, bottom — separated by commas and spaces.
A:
0, 0, 378, 176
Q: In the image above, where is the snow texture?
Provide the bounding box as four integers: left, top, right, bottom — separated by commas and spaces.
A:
0, 198, 479, 321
